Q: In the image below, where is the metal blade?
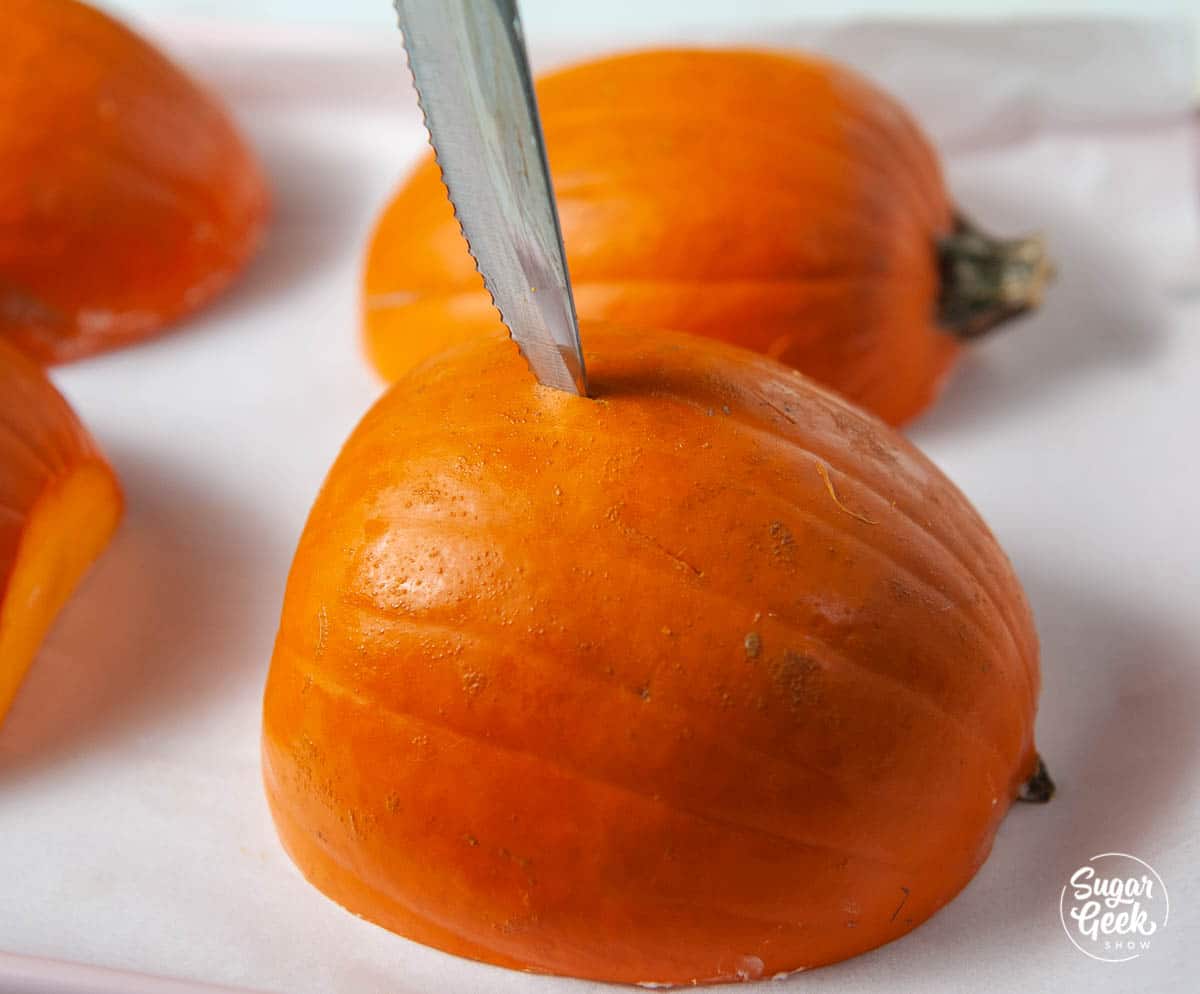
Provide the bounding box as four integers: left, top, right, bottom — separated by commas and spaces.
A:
393, 0, 587, 396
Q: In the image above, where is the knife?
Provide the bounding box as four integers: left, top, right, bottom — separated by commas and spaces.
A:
393, 0, 588, 396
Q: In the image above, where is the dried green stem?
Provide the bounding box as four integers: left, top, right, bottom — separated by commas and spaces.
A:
937, 213, 1055, 340
1017, 755, 1055, 804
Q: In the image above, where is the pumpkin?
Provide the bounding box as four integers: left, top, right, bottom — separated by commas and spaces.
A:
262, 322, 1050, 984
363, 48, 1052, 426
0, 337, 122, 727
1, 0, 269, 363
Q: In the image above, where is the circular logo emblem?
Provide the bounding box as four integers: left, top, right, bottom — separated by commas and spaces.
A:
1060, 852, 1169, 962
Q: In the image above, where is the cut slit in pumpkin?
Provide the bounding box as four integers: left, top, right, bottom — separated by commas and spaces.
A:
0, 460, 122, 725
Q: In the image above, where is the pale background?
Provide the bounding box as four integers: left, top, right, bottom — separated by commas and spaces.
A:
103, 1, 1200, 84
100, 0, 1200, 28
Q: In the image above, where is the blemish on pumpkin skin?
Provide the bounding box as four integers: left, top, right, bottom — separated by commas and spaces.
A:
315, 606, 328, 657
460, 667, 489, 691
496, 910, 541, 935
503, 848, 533, 869
774, 651, 822, 710
761, 396, 800, 428
815, 460, 877, 525
735, 955, 764, 981
608, 504, 704, 577
768, 520, 794, 557
744, 632, 762, 658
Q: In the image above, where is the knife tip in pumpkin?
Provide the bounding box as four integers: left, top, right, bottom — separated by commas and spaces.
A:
1, 0, 270, 364
0, 339, 122, 727
263, 322, 1050, 985
362, 47, 1053, 425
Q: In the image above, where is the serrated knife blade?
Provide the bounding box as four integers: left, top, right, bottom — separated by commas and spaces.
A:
393, 0, 587, 396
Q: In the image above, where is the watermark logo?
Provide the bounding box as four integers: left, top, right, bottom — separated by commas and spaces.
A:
1060, 852, 1169, 962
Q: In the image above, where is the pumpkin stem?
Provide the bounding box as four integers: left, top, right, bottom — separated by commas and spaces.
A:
937, 214, 1055, 340
1016, 755, 1055, 803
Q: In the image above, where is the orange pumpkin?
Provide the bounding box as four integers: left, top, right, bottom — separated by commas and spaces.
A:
1, 0, 269, 363
0, 338, 122, 726
263, 323, 1050, 984
364, 49, 1051, 425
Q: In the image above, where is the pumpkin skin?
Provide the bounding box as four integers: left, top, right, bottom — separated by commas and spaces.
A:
263, 323, 1043, 984
363, 49, 1048, 426
1, 0, 269, 363
0, 338, 122, 726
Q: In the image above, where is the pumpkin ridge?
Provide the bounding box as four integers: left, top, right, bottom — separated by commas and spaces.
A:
0, 420, 69, 476
364, 268, 936, 308
341, 390, 1035, 716
632, 880, 961, 958
278, 584, 1012, 868
558, 193, 936, 280
289, 655, 915, 875
268, 764, 883, 982
835, 116, 943, 228
557, 503, 1024, 778
550, 144, 938, 237
543, 74, 943, 226
766, 623, 1015, 784
821, 76, 946, 223
734, 392, 1031, 602
332, 426, 1021, 714
568, 271, 928, 289
0, 392, 89, 472
260, 789, 533, 972
350, 439, 1032, 749
834, 338, 941, 423
336, 513, 1025, 764
702, 484, 1034, 754
722, 402, 1038, 701
299, 606, 856, 797
675, 336, 1037, 699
